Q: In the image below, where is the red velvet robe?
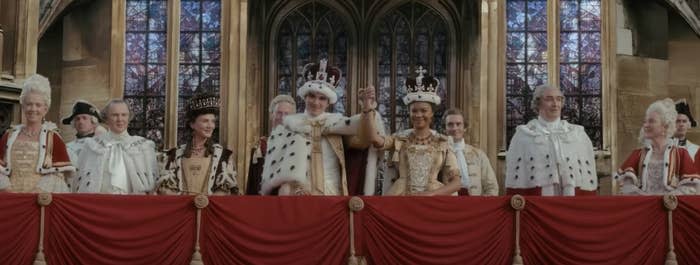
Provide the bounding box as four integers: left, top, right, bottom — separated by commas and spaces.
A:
0, 124, 74, 188
616, 146, 698, 187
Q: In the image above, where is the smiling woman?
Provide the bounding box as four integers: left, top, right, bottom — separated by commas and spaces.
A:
367, 68, 461, 196
0, 74, 74, 193
616, 98, 700, 195
157, 93, 239, 195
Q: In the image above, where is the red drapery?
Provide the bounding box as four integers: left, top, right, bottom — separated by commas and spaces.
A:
0, 194, 39, 265
1, 194, 700, 265
45, 194, 195, 265
521, 196, 667, 265
201, 196, 349, 265
357, 196, 513, 265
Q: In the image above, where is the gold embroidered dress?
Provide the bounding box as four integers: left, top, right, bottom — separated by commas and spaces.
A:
181, 157, 212, 194
9, 140, 42, 192
382, 130, 460, 195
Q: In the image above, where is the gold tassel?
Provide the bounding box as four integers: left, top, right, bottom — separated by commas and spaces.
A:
35, 193, 52, 265
191, 195, 209, 265
510, 195, 526, 265
347, 197, 367, 265
347, 255, 367, 265
664, 195, 679, 265
190, 246, 204, 265
33, 250, 47, 265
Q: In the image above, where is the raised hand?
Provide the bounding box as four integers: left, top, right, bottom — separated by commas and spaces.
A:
359, 85, 377, 112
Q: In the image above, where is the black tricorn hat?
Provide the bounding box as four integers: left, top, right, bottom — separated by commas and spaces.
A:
675, 100, 697, 127
61, 100, 103, 125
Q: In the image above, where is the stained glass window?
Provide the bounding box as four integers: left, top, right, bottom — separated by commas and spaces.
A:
376, 3, 449, 133
559, 0, 602, 148
505, 0, 548, 147
125, 0, 167, 147
505, 0, 603, 149
177, 0, 222, 145
276, 2, 349, 114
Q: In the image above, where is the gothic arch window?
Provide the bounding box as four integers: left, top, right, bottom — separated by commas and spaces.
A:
177, 0, 222, 145
124, 0, 222, 147
125, 0, 168, 145
505, 0, 602, 149
275, 2, 350, 114
375, 2, 449, 133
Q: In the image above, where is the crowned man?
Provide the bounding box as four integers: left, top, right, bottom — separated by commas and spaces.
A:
674, 100, 699, 169
260, 59, 383, 195
506, 84, 598, 196
75, 99, 158, 194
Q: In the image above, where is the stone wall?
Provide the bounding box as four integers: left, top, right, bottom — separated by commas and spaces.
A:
616, 0, 700, 169
37, 1, 112, 141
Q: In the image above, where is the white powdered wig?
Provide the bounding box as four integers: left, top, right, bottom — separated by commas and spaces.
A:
20, 74, 52, 106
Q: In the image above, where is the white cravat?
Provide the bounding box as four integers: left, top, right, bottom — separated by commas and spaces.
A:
107, 131, 129, 193
452, 139, 470, 188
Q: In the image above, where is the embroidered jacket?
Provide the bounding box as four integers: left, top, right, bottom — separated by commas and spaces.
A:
158, 144, 238, 195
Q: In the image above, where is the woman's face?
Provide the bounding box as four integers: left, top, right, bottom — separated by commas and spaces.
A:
190, 113, 217, 139
22, 92, 48, 124
410, 102, 433, 130
643, 111, 667, 140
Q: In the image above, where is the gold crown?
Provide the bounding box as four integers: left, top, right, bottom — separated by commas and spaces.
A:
402, 66, 441, 105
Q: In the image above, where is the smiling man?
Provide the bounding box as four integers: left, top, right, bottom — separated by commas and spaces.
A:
505, 84, 598, 196
443, 108, 498, 196
74, 99, 158, 194
260, 59, 383, 196
61, 100, 106, 164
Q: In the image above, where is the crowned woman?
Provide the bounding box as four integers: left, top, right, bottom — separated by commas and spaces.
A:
364, 67, 461, 196
158, 94, 239, 195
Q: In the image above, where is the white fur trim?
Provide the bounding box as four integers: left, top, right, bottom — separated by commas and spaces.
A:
402, 92, 441, 105
0, 173, 10, 190
297, 80, 338, 104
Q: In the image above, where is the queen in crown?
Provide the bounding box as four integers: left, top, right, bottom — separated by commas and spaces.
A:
157, 93, 239, 195
364, 66, 461, 196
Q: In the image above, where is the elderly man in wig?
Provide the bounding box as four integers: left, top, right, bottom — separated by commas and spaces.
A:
674, 100, 700, 172
506, 84, 598, 196
246, 94, 296, 195
74, 99, 159, 194
260, 59, 382, 196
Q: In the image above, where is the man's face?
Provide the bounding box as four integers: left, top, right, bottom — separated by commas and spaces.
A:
73, 114, 97, 136
304, 92, 329, 117
538, 88, 563, 121
445, 114, 465, 141
271, 101, 294, 128
675, 114, 690, 139
106, 103, 130, 134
